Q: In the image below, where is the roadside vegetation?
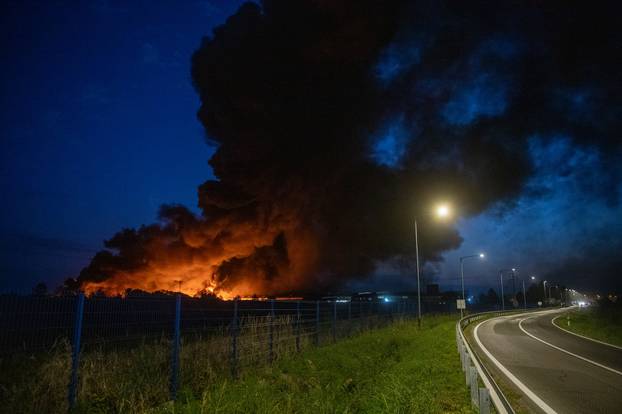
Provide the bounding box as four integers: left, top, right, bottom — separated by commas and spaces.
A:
554, 299, 622, 347
157, 314, 474, 414
1, 314, 474, 413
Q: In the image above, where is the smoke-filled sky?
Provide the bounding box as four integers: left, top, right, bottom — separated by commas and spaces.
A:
1, 0, 621, 295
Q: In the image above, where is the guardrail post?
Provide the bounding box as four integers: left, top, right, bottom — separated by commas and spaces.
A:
170, 293, 181, 400
269, 299, 275, 363
68, 292, 84, 409
295, 300, 301, 352
332, 300, 337, 343
469, 366, 479, 407
230, 299, 239, 379
478, 388, 490, 414
315, 300, 320, 346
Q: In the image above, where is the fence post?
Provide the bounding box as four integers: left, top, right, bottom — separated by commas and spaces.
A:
269, 299, 275, 363
170, 293, 182, 400
68, 292, 85, 409
296, 301, 301, 352
348, 300, 352, 321
315, 300, 320, 346
230, 299, 239, 379
332, 300, 337, 343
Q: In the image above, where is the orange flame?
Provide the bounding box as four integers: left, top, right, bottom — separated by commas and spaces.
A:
81, 224, 320, 299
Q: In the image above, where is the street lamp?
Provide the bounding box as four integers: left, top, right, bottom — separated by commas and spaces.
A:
459, 252, 485, 317
510, 268, 527, 310
498, 268, 517, 311
414, 203, 451, 327
499, 270, 505, 311
543, 280, 548, 305
436, 204, 450, 218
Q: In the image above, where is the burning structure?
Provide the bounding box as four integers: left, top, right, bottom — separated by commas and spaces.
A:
72, 1, 620, 299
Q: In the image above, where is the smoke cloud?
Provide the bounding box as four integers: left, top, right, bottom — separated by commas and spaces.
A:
75, 0, 621, 297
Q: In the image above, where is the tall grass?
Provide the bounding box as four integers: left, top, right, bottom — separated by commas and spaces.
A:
1, 312, 402, 413
157, 314, 473, 414
0, 340, 71, 414
555, 300, 622, 346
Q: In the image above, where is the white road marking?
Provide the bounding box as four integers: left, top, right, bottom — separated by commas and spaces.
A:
474, 316, 558, 414
519, 316, 622, 376
457, 321, 509, 414
551, 314, 622, 351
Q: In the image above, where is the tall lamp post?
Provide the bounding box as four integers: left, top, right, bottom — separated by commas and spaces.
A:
512, 268, 527, 310
499, 270, 505, 311
498, 269, 514, 310
543, 280, 548, 305
459, 253, 485, 317
414, 204, 451, 327
499, 269, 505, 311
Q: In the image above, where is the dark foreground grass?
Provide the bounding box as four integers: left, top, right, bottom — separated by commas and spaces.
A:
554, 304, 622, 347
158, 315, 474, 414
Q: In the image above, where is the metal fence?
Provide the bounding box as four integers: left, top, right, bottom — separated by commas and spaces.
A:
0, 293, 448, 412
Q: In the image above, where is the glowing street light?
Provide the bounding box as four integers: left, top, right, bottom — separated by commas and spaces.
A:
414, 203, 452, 326
459, 252, 486, 317
436, 204, 450, 218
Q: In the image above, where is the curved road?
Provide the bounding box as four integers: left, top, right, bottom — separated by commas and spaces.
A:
472, 308, 622, 413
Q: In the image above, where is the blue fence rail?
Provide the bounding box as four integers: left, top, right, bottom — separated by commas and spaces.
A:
0, 293, 453, 412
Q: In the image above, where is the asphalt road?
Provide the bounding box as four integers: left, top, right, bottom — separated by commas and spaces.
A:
472, 308, 622, 414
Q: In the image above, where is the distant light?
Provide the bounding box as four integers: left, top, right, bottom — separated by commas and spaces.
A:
384, 297, 390, 303
479, 253, 485, 258
511, 268, 516, 272
531, 276, 536, 280
436, 204, 450, 218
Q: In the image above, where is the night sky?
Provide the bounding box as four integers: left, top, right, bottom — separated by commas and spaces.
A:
1, 1, 244, 292
1, 1, 621, 296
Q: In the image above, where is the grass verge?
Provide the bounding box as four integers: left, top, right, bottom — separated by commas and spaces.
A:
157, 315, 474, 414
553, 305, 622, 347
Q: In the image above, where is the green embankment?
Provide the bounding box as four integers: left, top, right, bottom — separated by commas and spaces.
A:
159, 315, 474, 414
554, 306, 622, 347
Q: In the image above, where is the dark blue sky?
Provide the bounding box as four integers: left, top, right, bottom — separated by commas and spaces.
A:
1, 0, 245, 292
1, 1, 621, 296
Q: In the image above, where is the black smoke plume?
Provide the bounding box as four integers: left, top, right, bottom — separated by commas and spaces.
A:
74, 0, 621, 297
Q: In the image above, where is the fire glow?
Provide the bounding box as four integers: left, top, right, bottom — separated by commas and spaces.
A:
78, 205, 321, 299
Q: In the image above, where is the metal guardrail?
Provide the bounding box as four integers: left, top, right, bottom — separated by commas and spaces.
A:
456, 310, 519, 414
